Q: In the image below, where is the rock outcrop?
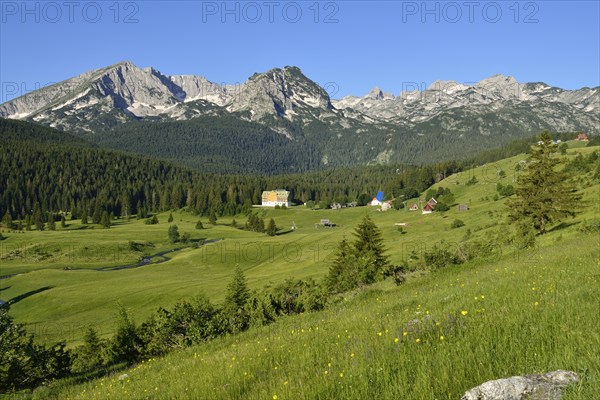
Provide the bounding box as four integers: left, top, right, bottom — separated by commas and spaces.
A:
461, 370, 579, 400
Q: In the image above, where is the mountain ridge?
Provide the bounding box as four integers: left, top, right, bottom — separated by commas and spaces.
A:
0, 62, 597, 173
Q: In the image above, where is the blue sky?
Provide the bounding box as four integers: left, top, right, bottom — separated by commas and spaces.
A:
1, 1, 598, 102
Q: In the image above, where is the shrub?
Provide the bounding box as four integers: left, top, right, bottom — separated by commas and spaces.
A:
71, 327, 106, 374
109, 305, 141, 364
168, 225, 180, 243
195, 220, 204, 229
128, 241, 145, 252
466, 176, 478, 186
435, 202, 450, 212
384, 261, 411, 285
181, 232, 191, 244
578, 219, 600, 233
451, 219, 465, 229
145, 215, 159, 225
424, 243, 461, 270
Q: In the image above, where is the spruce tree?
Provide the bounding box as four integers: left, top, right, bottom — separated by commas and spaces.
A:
60, 214, 66, 228
257, 217, 265, 233
72, 327, 104, 373
100, 211, 111, 228
33, 205, 43, 231
507, 132, 581, 235
266, 218, 277, 236
111, 305, 140, 364
195, 220, 204, 230
168, 213, 174, 223
121, 192, 131, 220
223, 267, 250, 333
325, 238, 357, 293
92, 204, 102, 225
168, 225, 180, 243
2, 211, 12, 229
352, 215, 390, 281
47, 214, 56, 231
208, 211, 217, 225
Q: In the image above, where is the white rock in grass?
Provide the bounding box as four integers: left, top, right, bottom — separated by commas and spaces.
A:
461, 370, 579, 400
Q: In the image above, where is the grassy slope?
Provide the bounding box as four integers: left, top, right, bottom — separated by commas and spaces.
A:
0, 144, 598, 363
34, 231, 600, 399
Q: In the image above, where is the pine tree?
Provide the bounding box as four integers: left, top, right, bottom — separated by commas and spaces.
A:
168, 225, 180, 243
33, 205, 43, 231
72, 327, 104, 373
208, 211, 217, 225
195, 220, 204, 230
92, 203, 102, 225
25, 215, 32, 231
101, 211, 111, 228
257, 217, 265, 233
266, 218, 277, 236
47, 214, 56, 231
2, 211, 12, 229
168, 213, 174, 223
325, 238, 358, 293
81, 209, 88, 225
507, 132, 582, 235
60, 214, 66, 228
352, 215, 390, 282
120, 192, 131, 221
223, 267, 250, 333
111, 305, 140, 364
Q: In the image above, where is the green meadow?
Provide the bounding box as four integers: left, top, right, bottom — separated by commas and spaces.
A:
36, 233, 599, 400
1, 144, 599, 399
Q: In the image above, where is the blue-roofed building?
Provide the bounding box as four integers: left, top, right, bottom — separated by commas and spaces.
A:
370, 191, 385, 206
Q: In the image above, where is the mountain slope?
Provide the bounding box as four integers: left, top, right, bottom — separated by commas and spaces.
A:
0, 117, 91, 145
1, 64, 598, 173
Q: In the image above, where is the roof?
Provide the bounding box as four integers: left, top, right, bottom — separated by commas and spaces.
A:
262, 189, 289, 194
375, 191, 384, 201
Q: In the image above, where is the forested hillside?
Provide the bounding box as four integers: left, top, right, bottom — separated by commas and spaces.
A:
95, 115, 321, 174
0, 118, 586, 227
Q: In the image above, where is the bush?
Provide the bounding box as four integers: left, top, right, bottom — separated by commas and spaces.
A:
451, 219, 465, 229
424, 243, 461, 270
181, 232, 191, 244
578, 219, 600, 233
128, 241, 145, 252
466, 176, 478, 186
195, 220, 204, 229
384, 262, 411, 285
109, 305, 142, 364
0, 309, 71, 391
270, 279, 326, 316
71, 327, 106, 374
145, 215, 159, 225
435, 202, 450, 212
168, 225, 180, 243
138, 296, 221, 357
